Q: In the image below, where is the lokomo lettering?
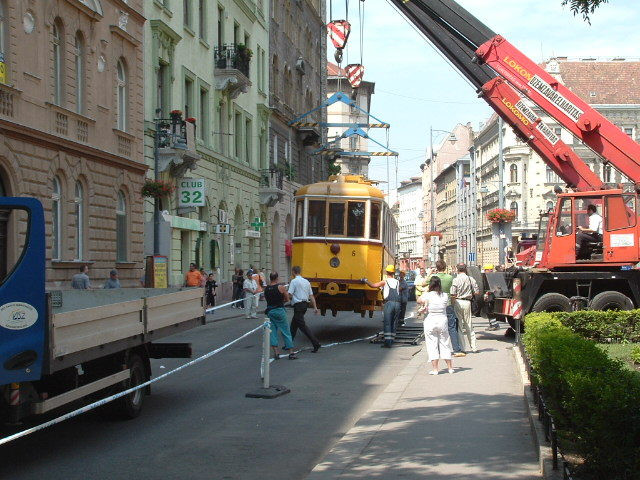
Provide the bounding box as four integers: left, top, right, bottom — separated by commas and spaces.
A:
503, 56, 533, 81
501, 97, 530, 126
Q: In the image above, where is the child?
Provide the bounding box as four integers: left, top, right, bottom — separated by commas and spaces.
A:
205, 273, 217, 309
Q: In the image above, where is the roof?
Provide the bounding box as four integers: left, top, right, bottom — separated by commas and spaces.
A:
295, 175, 385, 199
327, 62, 346, 77
542, 58, 640, 104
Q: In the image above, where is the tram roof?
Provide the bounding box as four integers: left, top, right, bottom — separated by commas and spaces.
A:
295, 175, 385, 199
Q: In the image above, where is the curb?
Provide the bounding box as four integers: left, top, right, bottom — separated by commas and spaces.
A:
306, 347, 423, 479
512, 347, 562, 480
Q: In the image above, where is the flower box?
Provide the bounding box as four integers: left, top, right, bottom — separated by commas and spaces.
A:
487, 208, 516, 223
142, 179, 175, 198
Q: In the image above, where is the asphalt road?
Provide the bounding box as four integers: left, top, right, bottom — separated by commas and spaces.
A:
1, 303, 420, 480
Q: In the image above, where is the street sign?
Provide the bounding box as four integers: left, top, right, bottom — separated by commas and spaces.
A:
214, 224, 231, 234
245, 229, 261, 238
250, 217, 265, 231
468, 252, 476, 262
178, 178, 206, 207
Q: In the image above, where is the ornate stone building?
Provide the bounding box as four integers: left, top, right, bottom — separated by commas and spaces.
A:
268, 0, 326, 275
0, 0, 146, 287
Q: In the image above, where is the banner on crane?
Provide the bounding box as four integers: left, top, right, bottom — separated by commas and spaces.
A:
346, 64, 365, 88
327, 20, 351, 50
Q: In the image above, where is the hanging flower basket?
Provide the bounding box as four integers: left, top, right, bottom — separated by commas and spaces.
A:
424, 231, 443, 239
142, 179, 175, 198
487, 208, 516, 224
185, 117, 197, 124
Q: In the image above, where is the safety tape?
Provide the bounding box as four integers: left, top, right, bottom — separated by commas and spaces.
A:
0, 321, 268, 446
269, 334, 377, 362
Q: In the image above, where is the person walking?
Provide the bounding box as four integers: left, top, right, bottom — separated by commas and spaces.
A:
198, 268, 207, 288
205, 273, 217, 309
232, 269, 244, 308
451, 263, 480, 353
414, 267, 428, 300
72, 265, 92, 289
417, 276, 454, 375
184, 263, 203, 287
103, 269, 121, 289
363, 265, 403, 348
288, 266, 321, 352
264, 272, 297, 360
398, 270, 409, 327
432, 260, 464, 357
243, 271, 258, 318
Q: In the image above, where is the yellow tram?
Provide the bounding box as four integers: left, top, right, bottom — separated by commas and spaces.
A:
292, 175, 398, 317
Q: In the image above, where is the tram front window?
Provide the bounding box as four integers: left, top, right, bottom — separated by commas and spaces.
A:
370, 202, 381, 240
347, 201, 365, 237
328, 202, 345, 235
308, 200, 326, 236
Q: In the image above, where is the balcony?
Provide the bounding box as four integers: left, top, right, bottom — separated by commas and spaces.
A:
156, 113, 200, 177
259, 168, 285, 207
214, 44, 252, 99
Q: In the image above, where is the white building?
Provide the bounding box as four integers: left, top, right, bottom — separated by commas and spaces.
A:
397, 176, 425, 271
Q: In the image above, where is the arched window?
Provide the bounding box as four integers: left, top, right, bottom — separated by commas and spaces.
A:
546, 201, 554, 212
53, 20, 64, 106
52, 177, 62, 260
116, 59, 127, 131
510, 201, 519, 221
74, 181, 84, 260
74, 33, 85, 114
116, 190, 127, 262
510, 164, 518, 183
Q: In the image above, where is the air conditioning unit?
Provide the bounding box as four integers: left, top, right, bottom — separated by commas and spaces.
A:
295, 57, 306, 74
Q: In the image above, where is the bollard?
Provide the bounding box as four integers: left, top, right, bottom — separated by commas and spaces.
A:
246, 320, 290, 399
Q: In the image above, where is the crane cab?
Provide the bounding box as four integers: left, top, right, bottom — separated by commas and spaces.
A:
537, 188, 639, 269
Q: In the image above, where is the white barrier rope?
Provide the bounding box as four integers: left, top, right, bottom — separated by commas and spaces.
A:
0, 321, 267, 446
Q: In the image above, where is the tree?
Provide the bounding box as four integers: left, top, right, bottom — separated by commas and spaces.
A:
562, 0, 609, 22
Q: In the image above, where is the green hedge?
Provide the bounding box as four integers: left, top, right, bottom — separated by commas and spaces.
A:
542, 309, 640, 343
523, 313, 640, 479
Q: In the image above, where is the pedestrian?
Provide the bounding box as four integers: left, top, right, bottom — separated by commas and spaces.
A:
71, 265, 91, 290
417, 276, 454, 375
451, 263, 480, 353
205, 273, 217, 308
243, 270, 258, 319
199, 268, 207, 288
431, 260, 465, 357
258, 268, 267, 289
483, 264, 500, 331
398, 270, 409, 327
233, 268, 244, 308
363, 265, 403, 348
184, 263, 202, 287
251, 268, 263, 296
264, 271, 297, 360
103, 269, 121, 289
288, 266, 321, 352
414, 266, 428, 299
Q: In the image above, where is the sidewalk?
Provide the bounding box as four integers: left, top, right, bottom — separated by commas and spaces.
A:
307, 318, 540, 480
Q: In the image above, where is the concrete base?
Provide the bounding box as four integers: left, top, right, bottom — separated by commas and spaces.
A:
245, 385, 290, 399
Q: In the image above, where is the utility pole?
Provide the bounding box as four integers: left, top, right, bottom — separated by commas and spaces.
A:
498, 116, 506, 266
469, 146, 477, 266
153, 110, 161, 257
429, 126, 434, 232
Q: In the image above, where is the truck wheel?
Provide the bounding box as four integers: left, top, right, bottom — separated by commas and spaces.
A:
115, 354, 146, 419
590, 291, 633, 311
531, 293, 571, 313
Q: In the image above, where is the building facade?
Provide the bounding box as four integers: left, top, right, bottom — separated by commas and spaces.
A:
144, 0, 270, 290
326, 62, 375, 178
0, 0, 146, 288
397, 177, 424, 271
268, 0, 326, 276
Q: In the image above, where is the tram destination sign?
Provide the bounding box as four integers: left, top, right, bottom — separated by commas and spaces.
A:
178, 178, 206, 207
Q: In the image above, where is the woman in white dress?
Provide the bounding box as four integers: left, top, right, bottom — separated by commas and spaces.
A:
417, 276, 454, 375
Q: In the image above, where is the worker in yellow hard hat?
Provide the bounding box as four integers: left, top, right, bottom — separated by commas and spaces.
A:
361, 264, 403, 348
482, 264, 495, 272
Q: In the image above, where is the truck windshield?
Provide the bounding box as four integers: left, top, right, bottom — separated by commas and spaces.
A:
536, 212, 550, 251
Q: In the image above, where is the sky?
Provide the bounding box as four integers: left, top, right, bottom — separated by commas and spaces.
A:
326, 0, 640, 192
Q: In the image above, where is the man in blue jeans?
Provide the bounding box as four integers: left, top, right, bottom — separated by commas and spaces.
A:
432, 260, 465, 357
363, 265, 403, 348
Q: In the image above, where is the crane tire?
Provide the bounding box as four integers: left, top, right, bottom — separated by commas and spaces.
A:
531, 293, 571, 313
590, 291, 634, 311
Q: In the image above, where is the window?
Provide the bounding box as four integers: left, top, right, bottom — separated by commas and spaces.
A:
53, 20, 64, 106
74, 181, 84, 260
0, 2, 6, 59
198, 0, 206, 40
347, 201, 365, 237
52, 177, 62, 260
184, 77, 193, 118
554, 127, 562, 138
234, 111, 242, 158
272, 134, 278, 165
217, 6, 224, 47
294, 200, 304, 237
74, 33, 85, 114
555, 198, 572, 237
603, 164, 612, 183
370, 202, 381, 239
116, 191, 127, 261
328, 203, 345, 235
546, 166, 560, 184
184, 0, 192, 29
510, 201, 519, 221
307, 200, 325, 237
245, 118, 252, 163
116, 60, 127, 131
546, 201, 554, 212
157, 63, 167, 117
509, 164, 518, 183
622, 126, 634, 138
199, 87, 209, 142
606, 195, 636, 231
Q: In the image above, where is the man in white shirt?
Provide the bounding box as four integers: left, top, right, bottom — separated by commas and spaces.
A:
288, 266, 321, 352
576, 204, 603, 259
450, 263, 480, 353
243, 271, 258, 319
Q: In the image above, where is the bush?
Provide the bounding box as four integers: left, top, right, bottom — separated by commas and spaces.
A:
523, 313, 640, 479
540, 309, 640, 343
632, 345, 640, 364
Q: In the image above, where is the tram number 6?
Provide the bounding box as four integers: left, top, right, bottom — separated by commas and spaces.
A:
352, 250, 356, 256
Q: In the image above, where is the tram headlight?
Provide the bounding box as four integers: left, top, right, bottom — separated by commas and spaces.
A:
330, 243, 341, 255
330, 257, 340, 268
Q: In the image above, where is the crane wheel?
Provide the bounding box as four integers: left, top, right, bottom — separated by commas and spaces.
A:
531, 293, 571, 313
590, 291, 634, 311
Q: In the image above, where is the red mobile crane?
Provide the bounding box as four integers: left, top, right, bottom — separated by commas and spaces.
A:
391, 0, 640, 318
